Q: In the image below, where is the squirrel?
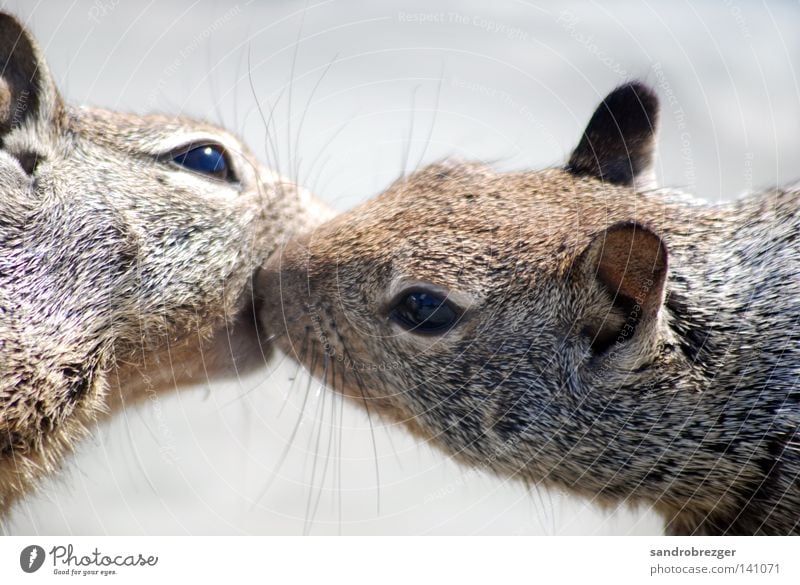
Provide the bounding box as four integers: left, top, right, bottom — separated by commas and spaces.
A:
0, 13, 329, 517
258, 81, 800, 535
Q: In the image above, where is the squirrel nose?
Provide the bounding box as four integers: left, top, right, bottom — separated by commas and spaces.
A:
257, 234, 326, 359
258, 235, 314, 321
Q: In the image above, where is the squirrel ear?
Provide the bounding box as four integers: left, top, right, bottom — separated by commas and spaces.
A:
576, 222, 667, 354
567, 82, 659, 191
576, 222, 668, 354
582, 221, 668, 315
0, 13, 63, 135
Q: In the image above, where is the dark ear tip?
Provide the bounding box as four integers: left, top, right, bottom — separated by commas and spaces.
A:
567, 81, 660, 186
0, 12, 36, 55
605, 81, 660, 119
0, 12, 26, 33
608, 81, 657, 99
0, 11, 62, 131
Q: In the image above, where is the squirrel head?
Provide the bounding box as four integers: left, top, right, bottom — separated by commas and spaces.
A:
0, 12, 327, 512
260, 82, 700, 494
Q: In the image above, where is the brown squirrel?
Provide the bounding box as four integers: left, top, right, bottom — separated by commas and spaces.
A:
0, 13, 329, 517
259, 81, 800, 535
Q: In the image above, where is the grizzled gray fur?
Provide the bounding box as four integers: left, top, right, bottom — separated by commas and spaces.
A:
0, 13, 329, 516
260, 82, 800, 535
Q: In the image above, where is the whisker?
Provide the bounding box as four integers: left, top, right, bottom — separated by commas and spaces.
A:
258, 330, 288, 345
216, 348, 293, 412
344, 348, 381, 516
285, 2, 308, 183
277, 332, 310, 417
309, 352, 337, 531
228, 301, 289, 391
335, 359, 345, 535
411, 63, 445, 173
399, 85, 420, 179
303, 109, 354, 203
530, 477, 552, 535
382, 421, 404, 471
246, 48, 288, 185
293, 51, 340, 188
254, 331, 315, 507
277, 360, 305, 418
303, 351, 328, 534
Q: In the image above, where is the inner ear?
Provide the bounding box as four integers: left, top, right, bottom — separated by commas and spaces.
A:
567, 81, 659, 190
594, 222, 667, 315
577, 222, 668, 353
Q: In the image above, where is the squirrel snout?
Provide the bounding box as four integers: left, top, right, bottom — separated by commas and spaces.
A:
257, 237, 316, 347
260, 236, 313, 294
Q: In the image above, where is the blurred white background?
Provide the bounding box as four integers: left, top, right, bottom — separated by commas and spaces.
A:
2, 0, 799, 535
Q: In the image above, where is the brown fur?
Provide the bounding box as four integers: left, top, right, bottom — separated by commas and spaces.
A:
0, 13, 329, 517
260, 82, 800, 535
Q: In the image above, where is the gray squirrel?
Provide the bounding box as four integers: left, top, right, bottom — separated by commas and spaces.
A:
0, 13, 329, 516
259, 81, 800, 535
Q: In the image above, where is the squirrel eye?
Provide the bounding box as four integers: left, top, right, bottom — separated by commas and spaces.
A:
390, 290, 460, 335
170, 143, 235, 182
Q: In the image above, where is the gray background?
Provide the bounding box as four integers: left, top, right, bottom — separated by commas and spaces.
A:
3, 0, 799, 534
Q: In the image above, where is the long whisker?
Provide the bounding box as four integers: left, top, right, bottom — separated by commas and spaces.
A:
257, 330, 289, 346
309, 352, 336, 531
293, 51, 339, 188
285, 1, 308, 184
399, 85, 420, 179
344, 348, 381, 516
303, 113, 357, 202
246, 48, 288, 187
278, 329, 310, 417
411, 63, 445, 173
304, 353, 330, 534
216, 342, 293, 411
382, 419, 404, 470
254, 331, 315, 506
303, 351, 328, 534
335, 359, 345, 535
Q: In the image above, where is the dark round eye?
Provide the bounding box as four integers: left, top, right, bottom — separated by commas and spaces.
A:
390, 290, 460, 334
171, 144, 234, 181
